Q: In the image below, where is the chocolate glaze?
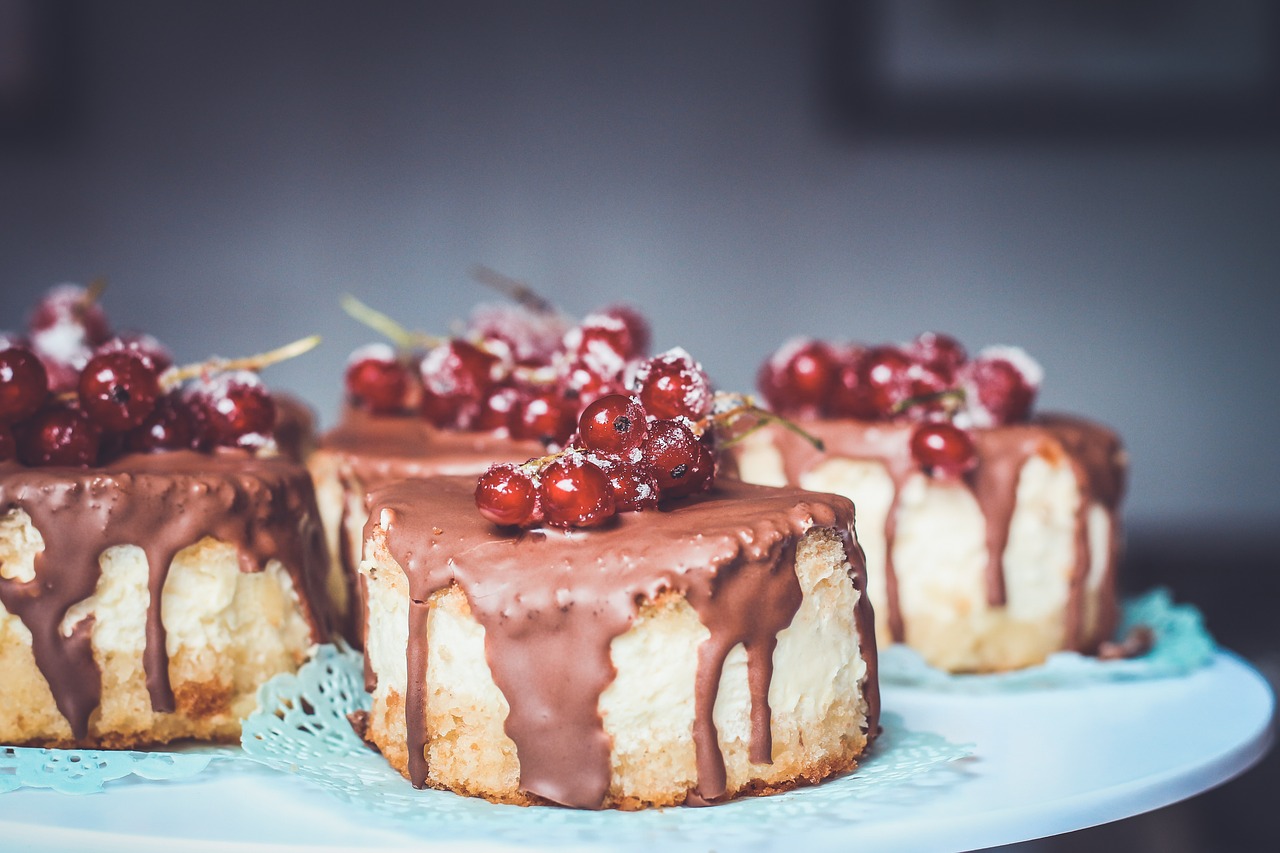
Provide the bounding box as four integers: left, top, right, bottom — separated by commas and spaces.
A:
0, 451, 331, 741
760, 414, 1125, 649
365, 476, 878, 809
317, 411, 544, 641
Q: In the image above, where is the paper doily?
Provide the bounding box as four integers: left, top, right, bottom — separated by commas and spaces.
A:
879, 587, 1216, 691
241, 645, 974, 846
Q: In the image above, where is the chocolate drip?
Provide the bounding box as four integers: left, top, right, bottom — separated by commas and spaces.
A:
368, 477, 876, 809
762, 414, 1125, 649
319, 411, 543, 642
0, 451, 331, 740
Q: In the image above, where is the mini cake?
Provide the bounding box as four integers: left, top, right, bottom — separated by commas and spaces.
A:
354, 365, 878, 808
0, 284, 331, 747
310, 291, 656, 636
739, 335, 1126, 673
358, 476, 879, 808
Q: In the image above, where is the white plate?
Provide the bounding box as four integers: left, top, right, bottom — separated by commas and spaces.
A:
0, 651, 1272, 853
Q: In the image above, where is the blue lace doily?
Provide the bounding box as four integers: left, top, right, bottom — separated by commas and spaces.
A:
0, 744, 237, 794
240, 645, 974, 845
880, 587, 1216, 691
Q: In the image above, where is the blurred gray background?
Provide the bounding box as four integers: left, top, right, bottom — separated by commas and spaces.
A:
1, 2, 1276, 849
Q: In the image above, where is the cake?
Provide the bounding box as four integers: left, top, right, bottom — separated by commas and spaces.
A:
738, 334, 1127, 672
0, 284, 331, 747
311, 292, 656, 637
357, 475, 879, 809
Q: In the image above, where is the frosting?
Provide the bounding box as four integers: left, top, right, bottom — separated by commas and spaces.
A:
317, 410, 544, 639
758, 413, 1125, 649
365, 476, 878, 809
0, 450, 331, 740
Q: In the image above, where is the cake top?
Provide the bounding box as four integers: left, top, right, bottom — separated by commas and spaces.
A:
371, 475, 859, 585
757, 332, 1055, 479
1, 282, 316, 468
339, 269, 656, 449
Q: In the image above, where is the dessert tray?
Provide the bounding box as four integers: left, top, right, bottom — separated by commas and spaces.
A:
0, 645, 1271, 853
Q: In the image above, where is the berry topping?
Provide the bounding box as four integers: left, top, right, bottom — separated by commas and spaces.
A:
858, 346, 914, 418
643, 419, 715, 499
963, 347, 1042, 427
345, 343, 413, 415
96, 332, 173, 372
475, 463, 541, 527
538, 455, 616, 528
910, 422, 978, 479
18, 406, 101, 468
592, 455, 661, 512
907, 332, 966, 381
186, 371, 277, 450
631, 348, 713, 421
78, 351, 162, 432
419, 339, 500, 429
125, 391, 196, 453
511, 388, 577, 446
577, 394, 648, 456
758, 338, 837, 411
0, 346, 49, 423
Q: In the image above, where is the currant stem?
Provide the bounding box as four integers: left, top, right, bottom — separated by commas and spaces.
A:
469, 265, 557, 315
705, 392, 825, 452
891, 387, 966, 416
341, 295, 441, 350
79, 277, 108, 314
160, 334, 322, 390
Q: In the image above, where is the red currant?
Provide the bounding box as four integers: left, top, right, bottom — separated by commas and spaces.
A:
538, 455, 616, 527
125, 391, 196, 453
828, 347, 879, 419
474, 381, 520, 433
18, 406, 101, 467
466, 302, 569, 366
0, 346, 49, 423
419, 340, 499, 429
643, 419, 714, 499
187, 371, 277, 449
908, 332, 966, 381
633, 349, 713, 421
577, 394, 648, 456
27, 284, 112, 345
965, 349, 1040, 426
597, 304, 651, 358
910, 422, 977, 478
96, 332, 173, 373
512, 387, 577, 446
475, 463, 540, 526
858, 346, 914, 418
78, 351, 162, 432
772, 338, 838, 410
345, 344, 412, 415
593, 455, 660, 512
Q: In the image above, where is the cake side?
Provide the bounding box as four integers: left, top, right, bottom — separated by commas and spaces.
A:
309, 412, 544, 636
0, 451, 330, 746
359, 476, 877, 809
734, 415, 1125, 672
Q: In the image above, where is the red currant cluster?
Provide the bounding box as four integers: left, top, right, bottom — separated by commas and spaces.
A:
1, 284, 286, 468
758, 332, 1043, 478
474, 348, 717, 528
344, 300, 656, 449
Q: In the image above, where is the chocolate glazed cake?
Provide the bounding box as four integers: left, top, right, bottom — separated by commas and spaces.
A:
0, 451, 330, 747
308, 411, 543, 637
734, 415, 1126, 672
356, 476, 879, 809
